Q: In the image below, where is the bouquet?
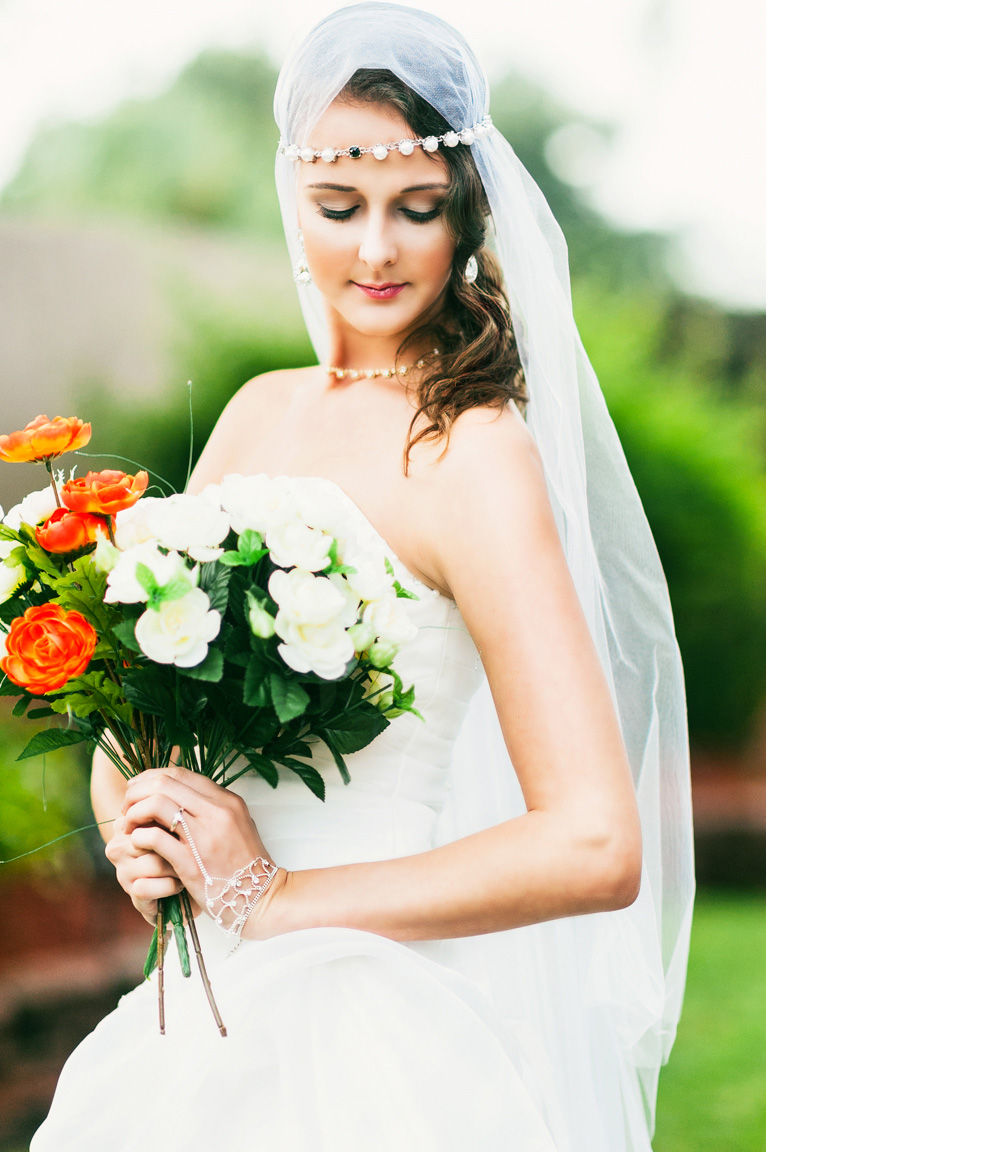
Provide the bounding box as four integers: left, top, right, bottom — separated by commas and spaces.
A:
0, 415, 421, 1034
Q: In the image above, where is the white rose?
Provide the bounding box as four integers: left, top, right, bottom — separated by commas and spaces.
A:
143, 492, 230, 561
286, 476, 343, 535
134, 587, 221, 667
269, 568, 360, 679
218, 474, 295, 535
361, 594, 419, 648
3, 486, 58, 529
345, 555, 394, 602
113, 498, 159, 550
105, 541, 198, 604
265, 518, 335, 572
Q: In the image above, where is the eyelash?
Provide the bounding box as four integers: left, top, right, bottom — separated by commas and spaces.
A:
317, 206, 442, 223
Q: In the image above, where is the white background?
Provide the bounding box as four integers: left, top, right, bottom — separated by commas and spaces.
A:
769, 0, 998, 1146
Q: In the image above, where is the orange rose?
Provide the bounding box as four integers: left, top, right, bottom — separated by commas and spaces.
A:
35, 507, 108, 554
61, 469, 148, 515
1, 603, 97, 695
0, 415, 91, 464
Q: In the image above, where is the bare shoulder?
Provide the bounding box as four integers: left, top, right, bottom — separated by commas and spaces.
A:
415, 402, 558, 598
187, 366, 317, 491
226, 366, 314, 414
427, 401, 544, 510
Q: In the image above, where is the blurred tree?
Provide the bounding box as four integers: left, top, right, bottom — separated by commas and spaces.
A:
0, 711, 93, 880
490, 72, 675, 292
2, 49, 765, 752
1, 51, 282, 237
575, 284, 764, 747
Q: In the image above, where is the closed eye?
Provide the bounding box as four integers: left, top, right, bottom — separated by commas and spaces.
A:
317, 205, 443, 223
401, 208, 443, 223
318, 205, 358, 221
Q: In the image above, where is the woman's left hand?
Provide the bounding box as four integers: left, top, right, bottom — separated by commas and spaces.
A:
120, 766, 278, 934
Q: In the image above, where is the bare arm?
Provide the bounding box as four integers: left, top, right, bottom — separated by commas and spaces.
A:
121, 406, 643, 940
91, 745, 127, 845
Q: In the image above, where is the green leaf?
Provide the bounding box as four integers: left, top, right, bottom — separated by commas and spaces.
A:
1, 596, 29, 626
244, 751, 279, 788
319, 707, 388, 755
243, 657, 270, 708
282, 758, 326, 801
177, 647, 224, 682
326, 744, 351, 786
393, 581, 419, 600
122, 668, 169, 717
164, 895, 191, 978
268, 674, 309, 725
219, 529, 268, 568
239, 709, 279, 749
199, 560, 232, 614
112, 617, 142, 653
135, 562, 159, 599
16, 727, 93, 761
0, 679, 27, 697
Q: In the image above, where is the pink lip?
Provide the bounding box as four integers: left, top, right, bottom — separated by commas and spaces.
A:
354, 282, 406, 300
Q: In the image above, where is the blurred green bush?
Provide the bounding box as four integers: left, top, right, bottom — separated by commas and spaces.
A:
1, 50, 764, 879
0, 710, 93, 881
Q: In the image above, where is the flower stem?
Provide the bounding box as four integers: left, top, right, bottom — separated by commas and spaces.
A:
181, 891, 227, 1037
156, 900, 166, 1035
44, 460, 62, 509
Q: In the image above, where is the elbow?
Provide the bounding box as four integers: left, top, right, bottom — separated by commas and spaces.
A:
601, 846, 643, 911
575, 828, 643, 913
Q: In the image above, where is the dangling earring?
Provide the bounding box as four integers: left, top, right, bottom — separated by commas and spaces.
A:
463, 254, 479, 284
294, 228, 312, 285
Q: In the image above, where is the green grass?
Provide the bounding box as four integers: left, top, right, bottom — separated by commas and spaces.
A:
653, 893, 765, 1152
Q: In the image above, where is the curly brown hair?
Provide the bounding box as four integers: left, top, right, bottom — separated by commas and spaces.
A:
338, 69, 527, 471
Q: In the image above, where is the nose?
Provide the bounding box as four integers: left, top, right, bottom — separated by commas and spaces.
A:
357, 210, 397, 272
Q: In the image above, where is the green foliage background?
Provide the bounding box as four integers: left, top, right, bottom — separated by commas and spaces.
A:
0, 50, 764, 1152
2, 47, 764, 856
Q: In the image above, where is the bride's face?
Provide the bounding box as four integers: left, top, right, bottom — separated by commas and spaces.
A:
297, 100, 456, 344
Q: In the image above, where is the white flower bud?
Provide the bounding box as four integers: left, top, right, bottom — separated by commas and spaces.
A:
248, 598, 276, 639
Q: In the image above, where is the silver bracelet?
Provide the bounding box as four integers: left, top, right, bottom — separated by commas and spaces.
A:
173, 807, 280, 953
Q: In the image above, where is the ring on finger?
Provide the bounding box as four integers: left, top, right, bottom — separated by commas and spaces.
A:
169, 806, 185, 834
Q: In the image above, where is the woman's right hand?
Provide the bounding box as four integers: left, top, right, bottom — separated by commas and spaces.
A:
104, 813, 183, 926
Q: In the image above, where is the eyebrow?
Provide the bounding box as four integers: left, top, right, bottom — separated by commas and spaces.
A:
306, 182, 449, 193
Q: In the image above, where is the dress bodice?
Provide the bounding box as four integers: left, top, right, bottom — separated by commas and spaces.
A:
228, 482, 484, 872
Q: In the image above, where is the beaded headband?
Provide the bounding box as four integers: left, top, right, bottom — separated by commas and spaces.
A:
280, 114, 493, 163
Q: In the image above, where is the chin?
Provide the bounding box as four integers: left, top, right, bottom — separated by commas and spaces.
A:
328, 294, 443, 340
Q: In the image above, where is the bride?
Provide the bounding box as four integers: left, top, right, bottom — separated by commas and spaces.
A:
31, 5, 693, 1150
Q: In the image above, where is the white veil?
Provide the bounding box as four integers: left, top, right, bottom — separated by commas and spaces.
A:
273, 7, 694, 1148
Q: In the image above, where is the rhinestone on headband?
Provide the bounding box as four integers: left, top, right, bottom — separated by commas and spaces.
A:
280, 115, 494, 163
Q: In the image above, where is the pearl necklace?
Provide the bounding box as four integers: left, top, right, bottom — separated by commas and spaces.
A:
326, 349, 440, 381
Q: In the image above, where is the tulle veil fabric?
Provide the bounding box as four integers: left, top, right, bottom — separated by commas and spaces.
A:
272, 6, 694, 1147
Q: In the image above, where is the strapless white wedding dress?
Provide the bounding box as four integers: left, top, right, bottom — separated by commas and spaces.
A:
31, 485, 563, 1152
